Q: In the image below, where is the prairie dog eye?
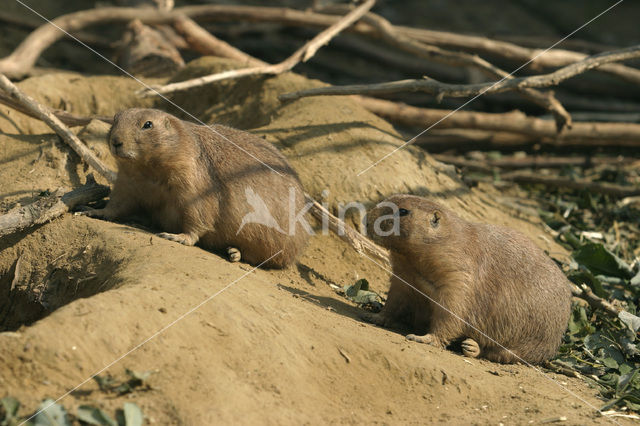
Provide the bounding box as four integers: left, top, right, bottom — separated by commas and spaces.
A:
430, 211, 441, 228
398, 208, 410, 217
142, 121, 153, 129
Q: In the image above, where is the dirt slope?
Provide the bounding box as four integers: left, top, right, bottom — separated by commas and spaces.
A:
0, 60, 614, 424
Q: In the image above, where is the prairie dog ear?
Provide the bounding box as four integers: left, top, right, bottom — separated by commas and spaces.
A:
164, 117, 172, 130
430, 211, 441, 228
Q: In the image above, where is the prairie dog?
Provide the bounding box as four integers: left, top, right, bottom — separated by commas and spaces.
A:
83, 108, 309, 268
364, 194, 571, 363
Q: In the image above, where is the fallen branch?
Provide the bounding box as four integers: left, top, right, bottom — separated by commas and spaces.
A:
0, 10, 112, 48
433, 154, 633, 172
279, 45, 640, 102
0, 73, 116, 182
305, 194, 390, 265
414, 129, 537, 151
495, 35, 617, 55
3, 4, 640, 85
140, 0, 375, 96
356, 96, 640, 146
319, 4, 571, 130
0, 176, 110, 238
115, 19, 184, 77
317, 5, 640, 84
498, 173, 640, 198
325, 34, 468, 81
172, 15, 266, 66
555, 91, 640, 114
0, 91, 112, 127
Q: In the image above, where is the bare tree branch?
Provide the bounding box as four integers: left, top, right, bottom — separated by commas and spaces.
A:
116, 19, 185, 77
279, 45, 640, 102
0, 91, 112, 127
0, 176, 110, 238
492, 173, 640, 198
3, 4, 640, 84
317, 4, 640, 83
318, 4, 571, 130
0, 73, 116, 183
433, 154, 633, 173
172, 15, 267, 66
139, 0, 376, 96
357, 96, 640, 145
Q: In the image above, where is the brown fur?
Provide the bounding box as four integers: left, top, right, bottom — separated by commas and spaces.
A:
85, 108, 309, 268
364, 195, 571, 364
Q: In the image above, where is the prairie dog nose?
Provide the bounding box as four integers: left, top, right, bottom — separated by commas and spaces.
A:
111, 136, 123, 148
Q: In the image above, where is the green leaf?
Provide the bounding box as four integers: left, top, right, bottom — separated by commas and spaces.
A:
619, 362, 635, 376
343, 279, 381, 306
562, 231, 582, 250
344, 278, 369, 297
584, 333, 625, 369
567, 305, 594, 338
567, 268, 608, 298
631, 270, 640, 287
123, 403, 143, 426
600, 396, 623, 411
77, 406, 117, 426
1, 397, 19, 420
602, 357, 619, 369
33, 399, 70, 426
617, 369, 640, 395
619, 310, 640, 333
573, 242, 634, 279
93, 375, 116, 392
620, 338, 640, 357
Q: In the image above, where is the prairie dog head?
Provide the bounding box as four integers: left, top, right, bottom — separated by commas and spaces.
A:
108, 108, 182, 164
365, 195, 453, 254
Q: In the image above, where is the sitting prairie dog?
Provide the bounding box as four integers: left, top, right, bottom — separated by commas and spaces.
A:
82, 108, 309, 269
364, 195, 571, 364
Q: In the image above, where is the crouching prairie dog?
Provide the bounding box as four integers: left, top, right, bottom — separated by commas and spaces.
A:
363, 195, 571, 364
82, 108, 309, 268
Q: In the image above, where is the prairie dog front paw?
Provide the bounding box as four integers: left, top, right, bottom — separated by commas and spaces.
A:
158, 232, 198, 246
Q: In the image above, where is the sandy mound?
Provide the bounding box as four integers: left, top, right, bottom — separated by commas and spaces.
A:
0, 59, 609, 424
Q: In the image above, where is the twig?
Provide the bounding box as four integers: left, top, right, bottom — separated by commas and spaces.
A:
571, 284, 620, 318
544, 360, 581, 378
497, 173, 640, 198
0, 91, 112, 127
279, 45, 640, 102
0, 73, 116, 182
140, 0, 375, 96
356, 96, 640, 146
172, 15, 266, 66
0, 176, 110, 237
305, 194, 390, 266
